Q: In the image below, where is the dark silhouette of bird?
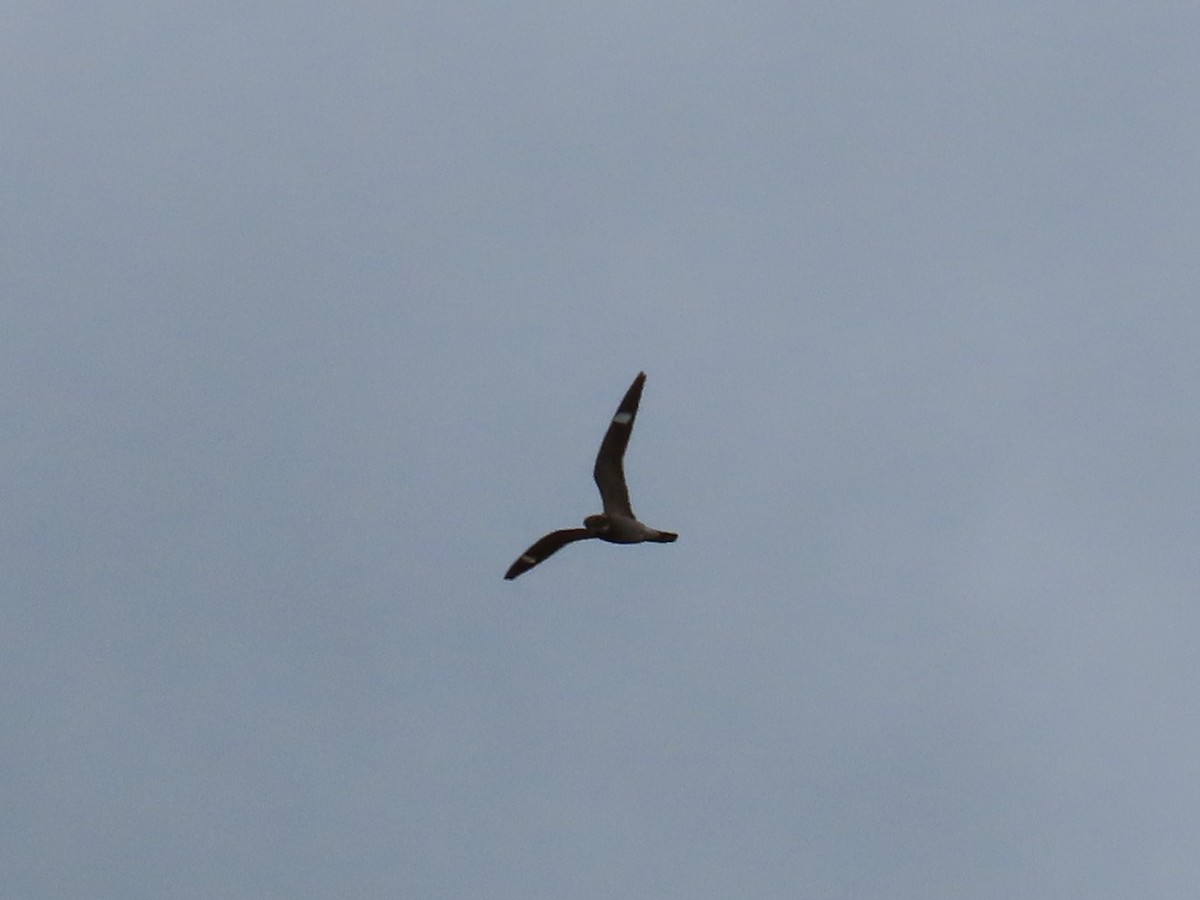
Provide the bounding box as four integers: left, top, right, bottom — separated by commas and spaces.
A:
504, 372, 677, 580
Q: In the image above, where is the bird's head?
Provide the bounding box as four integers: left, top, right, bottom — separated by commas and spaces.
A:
584, 514, 610, 533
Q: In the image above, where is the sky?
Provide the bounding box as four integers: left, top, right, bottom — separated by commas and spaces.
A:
4, 2, 1200, 897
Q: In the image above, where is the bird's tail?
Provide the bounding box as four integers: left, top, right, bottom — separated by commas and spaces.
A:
651, 530, 678, 543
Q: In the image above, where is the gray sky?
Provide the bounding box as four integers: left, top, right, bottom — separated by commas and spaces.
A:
4, 2, 1199, 897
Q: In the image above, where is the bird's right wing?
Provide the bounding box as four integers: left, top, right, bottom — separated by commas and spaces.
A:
504, 528, 594, 580
593, 372, 645, 517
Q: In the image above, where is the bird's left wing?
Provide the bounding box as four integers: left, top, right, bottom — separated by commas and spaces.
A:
504, 528, 594, 580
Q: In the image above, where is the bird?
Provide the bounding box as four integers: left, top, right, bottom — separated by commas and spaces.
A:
504, 371, 677, 580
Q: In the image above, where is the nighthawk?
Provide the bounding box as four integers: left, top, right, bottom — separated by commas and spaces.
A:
504, 372, 677, 580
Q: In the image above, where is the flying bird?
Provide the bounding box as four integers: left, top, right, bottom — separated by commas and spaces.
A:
504, 372, 677, 580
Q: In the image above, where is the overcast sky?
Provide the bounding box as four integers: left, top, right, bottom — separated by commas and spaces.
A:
4, 2, 1200, 898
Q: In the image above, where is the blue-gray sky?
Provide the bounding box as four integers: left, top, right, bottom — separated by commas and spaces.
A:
4, 3, 1199, 897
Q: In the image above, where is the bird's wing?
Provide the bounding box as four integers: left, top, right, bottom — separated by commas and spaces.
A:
593, 372, 645, 517
504, 528, 594, 580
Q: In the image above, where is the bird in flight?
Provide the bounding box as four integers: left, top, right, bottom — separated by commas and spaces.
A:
504, 372, 678, 580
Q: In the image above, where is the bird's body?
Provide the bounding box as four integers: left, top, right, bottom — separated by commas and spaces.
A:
504, 372, 677, 580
